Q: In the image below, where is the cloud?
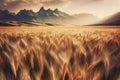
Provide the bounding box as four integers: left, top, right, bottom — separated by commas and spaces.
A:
0, 0, 28, 12
0, 0, 67, 11
69, 0, 103, 5
40, 0, 68, 7
0, 0, 105, 12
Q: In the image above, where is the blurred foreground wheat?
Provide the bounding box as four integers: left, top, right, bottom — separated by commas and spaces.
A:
0, 28, 120, 80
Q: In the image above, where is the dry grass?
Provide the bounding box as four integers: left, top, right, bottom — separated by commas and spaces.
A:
0, 27, 120, 80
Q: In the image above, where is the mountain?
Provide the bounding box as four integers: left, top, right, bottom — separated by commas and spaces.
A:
36, 7, 99, 25
15, 9, 36, 22
37, 7, 72, 24
0, 10, 15, 21
37, 7, 58, 23
37, 7, 71, 18
0, 7, 100, 25
97, 12, 120, 25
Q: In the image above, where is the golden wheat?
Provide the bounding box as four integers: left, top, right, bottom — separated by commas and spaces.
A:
0, 27, 120, 80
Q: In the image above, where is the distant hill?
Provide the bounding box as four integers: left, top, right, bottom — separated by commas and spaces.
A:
72, 13, 99, 25
0, 21, 43, 26
97, 12, 120, 25
0, 7, 100, 25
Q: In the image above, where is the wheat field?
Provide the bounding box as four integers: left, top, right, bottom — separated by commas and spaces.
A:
0, 26, 120, 80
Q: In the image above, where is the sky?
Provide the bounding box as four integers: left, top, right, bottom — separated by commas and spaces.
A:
0, 0, 120, 18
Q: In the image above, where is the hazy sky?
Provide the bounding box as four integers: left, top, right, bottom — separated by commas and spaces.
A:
0, 0, 120, 17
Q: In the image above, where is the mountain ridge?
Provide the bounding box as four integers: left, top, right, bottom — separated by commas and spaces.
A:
0, 7, 99, 25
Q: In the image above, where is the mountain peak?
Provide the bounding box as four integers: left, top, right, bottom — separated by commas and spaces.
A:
38, 6, 46, 14
47, 8, 52, 11
39, 6, 45, 11
47, 8, 53, 14
54, 8, 59, 12
0, 10, 10, 14
16, 9, 35, 19
0, 10, 15, 21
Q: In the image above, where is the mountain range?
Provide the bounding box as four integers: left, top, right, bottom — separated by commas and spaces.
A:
1, 7, 120, 26
0, 7, 100, 25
